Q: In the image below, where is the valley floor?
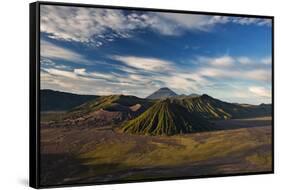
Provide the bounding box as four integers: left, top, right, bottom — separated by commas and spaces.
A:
40, 116, 272, 186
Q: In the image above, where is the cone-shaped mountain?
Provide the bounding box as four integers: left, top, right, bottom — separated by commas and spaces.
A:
146, 87, 177, 99
122, 98, 212, 135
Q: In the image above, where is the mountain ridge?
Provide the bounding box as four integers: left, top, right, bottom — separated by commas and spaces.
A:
122, 98, 212, 135
41, 88, 271, 135
41, 89, 98, 111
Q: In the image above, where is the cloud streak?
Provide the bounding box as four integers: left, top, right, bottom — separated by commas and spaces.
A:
41, 5, 272, 45
41, 40, 92, 64
111, 55, 173, 72
41, 53, 271, 103
249, 86, 271, 98
198, 55, 235, 67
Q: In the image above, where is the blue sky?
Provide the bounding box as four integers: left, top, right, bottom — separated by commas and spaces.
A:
40, 5, 272, 104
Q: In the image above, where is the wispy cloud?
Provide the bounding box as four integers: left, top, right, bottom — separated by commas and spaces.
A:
194, 55, 271, 82
41, 5, 271, 45
261, 57, 272, 65
41, 66, 153, 97
249, 86, 271, 98
39, 5, 272, 104
230, 17, 271, 26
41, 52, 271, 103
198, 55, 235, 67
199, 66, 270, 83
111, 55, 173, 72
43, 68, 83, 80
41, 40, 92, 64
237, 56, 254, 65
41, 6, 139, 46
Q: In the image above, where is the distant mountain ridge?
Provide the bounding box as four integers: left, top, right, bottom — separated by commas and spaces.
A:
41, 88, 272, 135
146, 87, 177, 99
41, 89, 98, 111
173, 94, 271, 120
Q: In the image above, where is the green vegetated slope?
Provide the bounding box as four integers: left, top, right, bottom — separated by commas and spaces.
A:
44, 94, 153, 127
173, 94, 271, 120
121, 94, 271, 135
69, 94, 152, 117
41, 88, 271, 135
122, 99, 212, 135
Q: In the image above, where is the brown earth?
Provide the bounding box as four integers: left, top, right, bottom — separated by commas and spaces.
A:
40, 116, 272, 186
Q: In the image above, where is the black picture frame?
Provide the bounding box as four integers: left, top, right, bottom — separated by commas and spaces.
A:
30, 1, 274, 189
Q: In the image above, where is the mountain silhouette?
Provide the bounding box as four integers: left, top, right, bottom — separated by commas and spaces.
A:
146, 87, 177, 99
41, 89, 98, 111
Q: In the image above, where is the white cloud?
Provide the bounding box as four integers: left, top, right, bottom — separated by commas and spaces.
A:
73, 68, 116, 80
195, 55, 271, 83
41, 40, 91, 64
231, 17, 271, 26
41, 5, 271, 44
41, 6, 120, 42
199, 67, 227, 77
261, 57, 272, 65
41, 67, 153, 97
90, 72, 115, 80
197, 55, 272, 67
111, 55, 173, 72
147, 13, 215, 35
74, 68, 87, 75
237, 56, 272, 65
41, 54, 272, 104
41, 58, 201, 97
41, 5, 141, 45
200, 55, 235, 67
199, 67, 270, 83
43, 68, 81, 80
249, 86, 271, 98
237, 57, 254, 65
245, 69, 271, 82
157, 74, 200, 92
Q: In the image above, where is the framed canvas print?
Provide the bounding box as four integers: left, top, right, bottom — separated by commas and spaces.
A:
29, 1, 274, 188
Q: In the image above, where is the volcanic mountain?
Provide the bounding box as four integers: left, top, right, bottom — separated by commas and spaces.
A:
146, 87, 177, 100
121, 98, 212, 136
186, 93, 200, 98
42, 88, 271, 135
49, 94, 152, 127
173, 94, 271, 120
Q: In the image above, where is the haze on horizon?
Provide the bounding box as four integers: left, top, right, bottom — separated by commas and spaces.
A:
40, 5, 272, 105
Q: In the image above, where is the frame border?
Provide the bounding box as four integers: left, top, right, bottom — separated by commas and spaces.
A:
29, 1, 274, 189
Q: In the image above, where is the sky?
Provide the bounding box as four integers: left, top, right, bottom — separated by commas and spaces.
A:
40, 5, 272, 105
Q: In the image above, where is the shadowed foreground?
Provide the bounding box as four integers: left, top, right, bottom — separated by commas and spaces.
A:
40, 117, 272, 186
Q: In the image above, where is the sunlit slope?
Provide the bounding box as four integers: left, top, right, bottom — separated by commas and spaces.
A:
69, 94, 152, 116
43, 95, 153, 127
174, 94, 271, 120
122, 99, 212, 135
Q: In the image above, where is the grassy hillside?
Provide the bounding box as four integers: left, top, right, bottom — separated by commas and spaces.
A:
43, 95, 153, 127
122, 99, 212, 135
41, 90, 271, 133
69, 94, 152, 117
173, 94, 271, 120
